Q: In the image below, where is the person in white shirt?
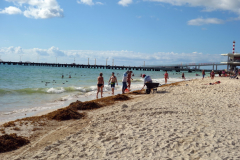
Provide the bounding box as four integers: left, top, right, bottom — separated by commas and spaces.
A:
141, 74, 152, 90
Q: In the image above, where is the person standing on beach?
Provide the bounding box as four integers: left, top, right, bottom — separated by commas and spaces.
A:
122, 71, 129, 94
182, 72, 185, 80
127, 71, 133, 90
97, 73, 104, 98
202, 70, 205, 80
164, 71, 169, 84
211, 70, 215, 79
109, 72, 118, 95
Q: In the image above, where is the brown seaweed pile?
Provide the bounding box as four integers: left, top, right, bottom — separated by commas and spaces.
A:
0, 133, 30, 153
112, 94, 131, 101
68, 94, 131, 110
45, 107, 86, 121
68, 100, 103, 110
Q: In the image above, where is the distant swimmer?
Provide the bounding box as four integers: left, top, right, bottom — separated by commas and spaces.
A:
62, 75, 64, 78
69, 75, 71, 78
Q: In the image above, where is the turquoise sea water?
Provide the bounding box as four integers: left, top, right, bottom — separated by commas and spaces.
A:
0, 64, 202, 123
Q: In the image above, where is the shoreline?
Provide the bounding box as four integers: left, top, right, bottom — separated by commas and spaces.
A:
0, 77, 187, 125
2, 76, 239, 159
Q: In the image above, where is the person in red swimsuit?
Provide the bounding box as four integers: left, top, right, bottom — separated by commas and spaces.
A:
164, 71, 169, 84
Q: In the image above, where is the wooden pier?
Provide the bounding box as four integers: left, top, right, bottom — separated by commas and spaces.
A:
0, 61, 225, 72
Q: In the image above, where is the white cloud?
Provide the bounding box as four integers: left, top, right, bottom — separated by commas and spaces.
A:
147, 0, 240, 15
96, 2, 103, 5
118, 0, 133, 7
0, 6, 22, 15
77, 0, 94, 5
0, 46, 227, 66
2, 0, 63, 19
187, 17, 224, 26
48, 46, 65, 57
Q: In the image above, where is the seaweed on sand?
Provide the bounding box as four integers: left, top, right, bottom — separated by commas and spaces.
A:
45, 107, 86, 121
112, 94, 131, 101
68, 94, 131, 110
0, 133, 30, 153
68, 100, 103, 110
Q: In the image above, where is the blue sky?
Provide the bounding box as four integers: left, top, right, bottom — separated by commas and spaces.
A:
0, 0, 240, 66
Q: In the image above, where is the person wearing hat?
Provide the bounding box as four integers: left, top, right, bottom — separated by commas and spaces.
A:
109, 72, 118, 95
122, 71, 129, 94
141, 74, 152, 90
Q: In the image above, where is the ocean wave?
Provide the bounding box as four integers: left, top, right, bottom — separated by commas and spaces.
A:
47, 87, 65, 94
0, 88, 47, 95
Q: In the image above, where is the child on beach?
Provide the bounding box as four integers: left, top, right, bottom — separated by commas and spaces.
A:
97, 73, 104, 98
109, 72, 118, 95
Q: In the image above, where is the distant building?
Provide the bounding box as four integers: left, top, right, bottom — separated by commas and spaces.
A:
221, 53, 240, 71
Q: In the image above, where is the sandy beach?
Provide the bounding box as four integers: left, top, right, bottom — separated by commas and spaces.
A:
1, 76, 240, 159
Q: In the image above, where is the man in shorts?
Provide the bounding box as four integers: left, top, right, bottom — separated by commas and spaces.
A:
109, 72, 118, 95
122, 71, 129, 94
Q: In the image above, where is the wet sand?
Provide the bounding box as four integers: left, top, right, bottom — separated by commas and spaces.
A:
1, 77, 240, 159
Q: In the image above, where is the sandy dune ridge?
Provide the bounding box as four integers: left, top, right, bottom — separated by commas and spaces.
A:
1, 77, 240, 159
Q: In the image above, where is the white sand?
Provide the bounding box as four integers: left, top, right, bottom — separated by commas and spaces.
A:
1, 77, 240, 159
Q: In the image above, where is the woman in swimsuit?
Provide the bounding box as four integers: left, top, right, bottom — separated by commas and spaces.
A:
97, 72, 104, 98
164, 71, 169, 84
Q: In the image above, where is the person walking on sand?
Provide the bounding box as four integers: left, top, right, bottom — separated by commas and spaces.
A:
211, 70, 215, 79
127, 71, 133, 90
122, 71, 129, 94
182, 72, 185, 80
164, 71, 169, 84
202, 70, 205, 80
109, 72, 118, 95
97, 73, 104, 98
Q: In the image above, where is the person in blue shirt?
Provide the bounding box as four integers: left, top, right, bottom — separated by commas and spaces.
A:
122, 71, 129, 94
141, 74, 152, 90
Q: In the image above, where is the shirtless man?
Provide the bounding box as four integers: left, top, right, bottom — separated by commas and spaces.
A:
97, 73, 104, 98
127, 71, 133, 90
109, 72, 118, 95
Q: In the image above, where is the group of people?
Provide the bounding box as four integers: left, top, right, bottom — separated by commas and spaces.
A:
96, 71, 134, 98
201, 70, 215, 80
